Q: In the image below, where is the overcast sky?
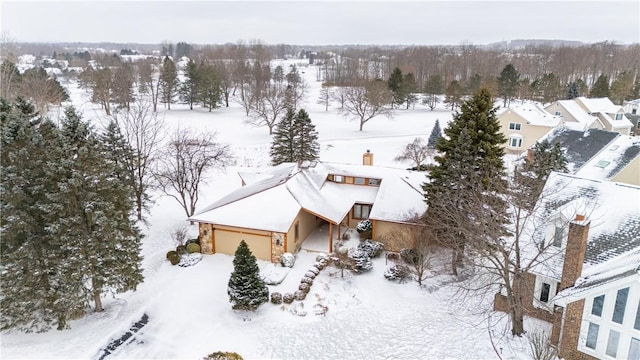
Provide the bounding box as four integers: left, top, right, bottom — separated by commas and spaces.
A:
2, 1, 639, 45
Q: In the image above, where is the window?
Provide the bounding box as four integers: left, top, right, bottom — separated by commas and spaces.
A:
353, 204, 371, 219
368, 178, 381, 186
539, 283, 551, 303
612, 287, 629, 324
630, 338, 640, 360
294, 222, 299, 242
555, 111, 562, 116
553, 226, 563, 247
509, 136, 523, 148
591, 294, 605, 317
354, 177, 366, 185
595, 160, 611, 168
634, 299, 640, 330
333, 175, 344, 183
606, 330, 620, 357
615, 113, 623, 120
586, 322, 599, 349
509, 122, 522, 131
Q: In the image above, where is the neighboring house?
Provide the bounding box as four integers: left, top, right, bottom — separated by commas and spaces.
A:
494, 172, 640, 359
575, 135, 640, 186
545, 97, 633, 135
188, 152, 427, 262
497, 102, 562, 153
623, 99, 640, 116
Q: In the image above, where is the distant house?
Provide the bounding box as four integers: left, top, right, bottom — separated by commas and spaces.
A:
188, 152, 427, 262
545, 97, 633, 135
494, 172, 640, 359
623, 99, 640, 116
497, 102, 562, 153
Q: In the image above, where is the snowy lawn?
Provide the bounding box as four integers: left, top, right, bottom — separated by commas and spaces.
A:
1, 59, 550, 359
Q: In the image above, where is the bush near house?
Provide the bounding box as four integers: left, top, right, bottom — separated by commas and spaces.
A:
166, 250, 180, 265
203, 352, 243, 360
186, 243, 201, 254
357, 239, 384, 258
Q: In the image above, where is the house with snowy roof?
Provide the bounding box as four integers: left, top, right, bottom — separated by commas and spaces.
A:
497, 102, 562, 153
623, 99, 640, 116
494, 172, 640, 359
188, 152, 428, 262
545, 97, 634, 135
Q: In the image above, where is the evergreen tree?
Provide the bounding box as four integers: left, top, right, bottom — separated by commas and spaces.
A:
610, 70, 634, 104
197, 63, 221, 112
590, 74, 610, 98
423, 88, 508, 274
566, 81, 580, 99
294, 109, 320, 163
270, 108, 297, 165
497, 63, 520, 107
516, 139, 568, 207
179, 60, 200, 110
402, 73, 418, 109
160, 56, 178, 110
467, 73, 483, 95
427, 119, 442, 148
227, 240, 269, 310
387, 67, 404, 108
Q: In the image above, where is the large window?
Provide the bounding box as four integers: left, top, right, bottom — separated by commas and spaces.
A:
629, 338, 640, 360
509, 136, 523, 148
353, 204, 371, 220
606, 330, 620, 357
591, 294, 605, 317
612, 287, 629, 324
509, 122, 522, 131
586, 322, 599, 349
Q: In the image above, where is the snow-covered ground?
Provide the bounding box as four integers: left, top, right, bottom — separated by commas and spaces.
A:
1, 59, 549, 359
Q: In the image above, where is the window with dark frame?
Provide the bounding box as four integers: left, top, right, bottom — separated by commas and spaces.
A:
509, 122, 522, 130
592, 294, 605, 317
353, 204, 371, 219
539, 283, 551, 303
294, 223, 299, 243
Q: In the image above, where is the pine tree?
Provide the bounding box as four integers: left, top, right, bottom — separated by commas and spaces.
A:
515, 139, 568, 207
227, 240, 269, 310
590, 74, 610, 98
270, 108, 297, 165
610, 70, 634, 104
566, 81, 580, 99
427, 119, 442, 148
497, 63, 520, 107
197, 63, 221, 112
423, 88, 508, 274
402, 73, 418, 109
294, 109, 320, 163
388, 67, 404, 108
160, 56, 178, 110
179, 60, 200, 110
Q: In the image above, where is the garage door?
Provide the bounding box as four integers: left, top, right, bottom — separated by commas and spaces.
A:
214, 229, 272, 261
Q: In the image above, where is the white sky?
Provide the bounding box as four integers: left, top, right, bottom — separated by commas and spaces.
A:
2, 1, 639, 45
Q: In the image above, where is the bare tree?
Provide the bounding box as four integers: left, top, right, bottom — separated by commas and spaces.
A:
339, 81, 393, 131
155, 128, 232, 217
248, 82, 288, 135
394, 137, 432, 170
330, 86, 347, 109
110, 99, 165, 221
317, 83, 332, 111
137, 59, 161, 112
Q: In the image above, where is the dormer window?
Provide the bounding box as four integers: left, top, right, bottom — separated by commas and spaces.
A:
509, 122, 522, 131
333, 175, 344, 183
614, 113, 623, 120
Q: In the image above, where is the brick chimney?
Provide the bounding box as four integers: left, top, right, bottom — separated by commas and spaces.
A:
559, 215, 590, 291
363, 149, 373, 166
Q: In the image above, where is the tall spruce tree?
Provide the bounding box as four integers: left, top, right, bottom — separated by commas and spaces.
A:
160, 56, 178, 110
270, 108, 297, 165
497, 63, 520, 107
293, 109, 320, 163
427, 119, 442, 148
566, 81, 580, 99
423, 88, 508, 274
387, 67, 404, 108
179, 60, 200, 110
515, 139, 568, 207
227, 240, 269, 310
590, 74, 610, 98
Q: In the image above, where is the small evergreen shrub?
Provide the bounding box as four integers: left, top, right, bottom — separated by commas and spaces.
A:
298, 283, 310, 293
356, 219, 372, 233
186, 242, 201, 254
283, 293, 295, 304
270, 292, 283, 304
400, 248, 419, 264
203, 351, 244, 360
280, 253, 295, 268
167, 251, 181, 265
384, 264, 410, 282
357, 239, 384, 258
301, 277, 314, 285
294, 290, 306, 300
348, 248, 373, 273
176, 245, 186, 254
308, 267, 320, 276
185, 238, 199, 247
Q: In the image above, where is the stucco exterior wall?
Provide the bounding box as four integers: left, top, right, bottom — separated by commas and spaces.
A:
286, 209, 324, 253
498, 110, 555, 152
611, 155, 640, 186
373, 221, 419, 252
211, 224, 272, 261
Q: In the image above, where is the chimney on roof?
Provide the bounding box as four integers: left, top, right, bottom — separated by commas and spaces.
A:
559, 215, 590, 292
363, 149, 373, 166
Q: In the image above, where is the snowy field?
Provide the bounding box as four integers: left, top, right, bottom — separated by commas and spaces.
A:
1, 60, 547, 359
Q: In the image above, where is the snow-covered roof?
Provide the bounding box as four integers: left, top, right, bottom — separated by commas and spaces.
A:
550, 100, 600, 130
597, 112, 633, 130
510, 103, 561, 127
576, 96, 620, 114
526, 173, 640, 280
189, 162, 428, 232
575, 135, 640, 181
538, 127, 619, 173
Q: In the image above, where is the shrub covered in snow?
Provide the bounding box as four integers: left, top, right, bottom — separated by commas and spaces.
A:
301, 277, 314, 285
294, 290, 306, 300
315, 253, 329, 262
166, 251, 180, 265
348, 248, 373, 273
280, 253, 295, 268
357, 239, 384, 258
202, 351, 244, 360
270, 292, 283, 304
356, 219, 372, 233
313, 303, 328, 316
283, 293, 295, 304
186, 243, 201, 254
227, 241, 269, 310
298, 283, 310, 293
384, 264, 410, 282
307, 267, 320, 276
304, 271, 317, 279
